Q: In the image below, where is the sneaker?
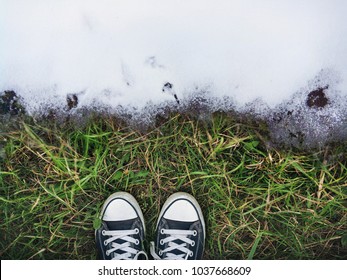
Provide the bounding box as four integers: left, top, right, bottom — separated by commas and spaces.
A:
95, 192, 147, 260
150, 192, 205, 260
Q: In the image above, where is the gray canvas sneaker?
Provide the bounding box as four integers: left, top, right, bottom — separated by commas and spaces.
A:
95, 192, 147, 260
150, 192, 205, 260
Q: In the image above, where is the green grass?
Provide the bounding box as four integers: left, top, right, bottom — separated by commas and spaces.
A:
0, 112, 346, 259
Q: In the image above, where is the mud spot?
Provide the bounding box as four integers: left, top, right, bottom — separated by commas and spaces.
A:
67, 94, 78, 110
0, 91, 24, 115
306, 86, 329, 108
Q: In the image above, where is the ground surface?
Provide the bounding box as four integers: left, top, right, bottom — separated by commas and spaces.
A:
0, 112, 346, 259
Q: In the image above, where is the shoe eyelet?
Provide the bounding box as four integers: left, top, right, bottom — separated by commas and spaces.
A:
192, 230, 197, 236
159, 250, 163, 256
104, 240, 108, 246
160, 228, 165, 234
134, 228, 139, 234
189, 251, 193, 257
106, 251, 110, 256
135, 239, 140, 245
102, 230, 106, 236
160, 239, 164, 245
191, 241, 195, 247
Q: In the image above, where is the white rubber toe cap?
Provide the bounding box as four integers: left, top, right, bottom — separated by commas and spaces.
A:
159, 193, 205, 230
163, 199, 199, 222
100, 192, 144, 223
103, 198, 137, 221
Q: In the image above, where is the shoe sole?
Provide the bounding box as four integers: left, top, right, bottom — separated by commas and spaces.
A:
97, 191, 146, 234
156, 192, 205, 238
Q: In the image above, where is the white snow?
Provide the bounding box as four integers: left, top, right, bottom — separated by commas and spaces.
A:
1, 0, 347, 112
1, 0, 347, 147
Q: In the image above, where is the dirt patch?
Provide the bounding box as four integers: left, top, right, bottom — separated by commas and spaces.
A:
0, 91, 25, 115
306, 86, 329, 108
67, 94, 79, 110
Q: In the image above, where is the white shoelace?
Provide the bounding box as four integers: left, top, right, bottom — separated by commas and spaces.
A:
150, 229, 196, 260
102, 228, 147, 260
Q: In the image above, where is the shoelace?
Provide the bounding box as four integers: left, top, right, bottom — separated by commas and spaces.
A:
150, 229, 196, 260
102, 228, 147, 260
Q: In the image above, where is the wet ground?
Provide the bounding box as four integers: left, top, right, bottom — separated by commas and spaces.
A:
1, 75, 347, 151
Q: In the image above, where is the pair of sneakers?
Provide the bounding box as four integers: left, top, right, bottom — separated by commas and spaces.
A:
95, 192, 205, 260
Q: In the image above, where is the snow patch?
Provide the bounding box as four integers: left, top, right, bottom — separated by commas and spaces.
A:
1, 0, 347, 148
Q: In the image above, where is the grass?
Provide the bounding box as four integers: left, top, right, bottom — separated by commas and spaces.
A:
0, 112, 346, 259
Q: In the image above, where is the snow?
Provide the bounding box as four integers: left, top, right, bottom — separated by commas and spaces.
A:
1, 0, 347, 147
